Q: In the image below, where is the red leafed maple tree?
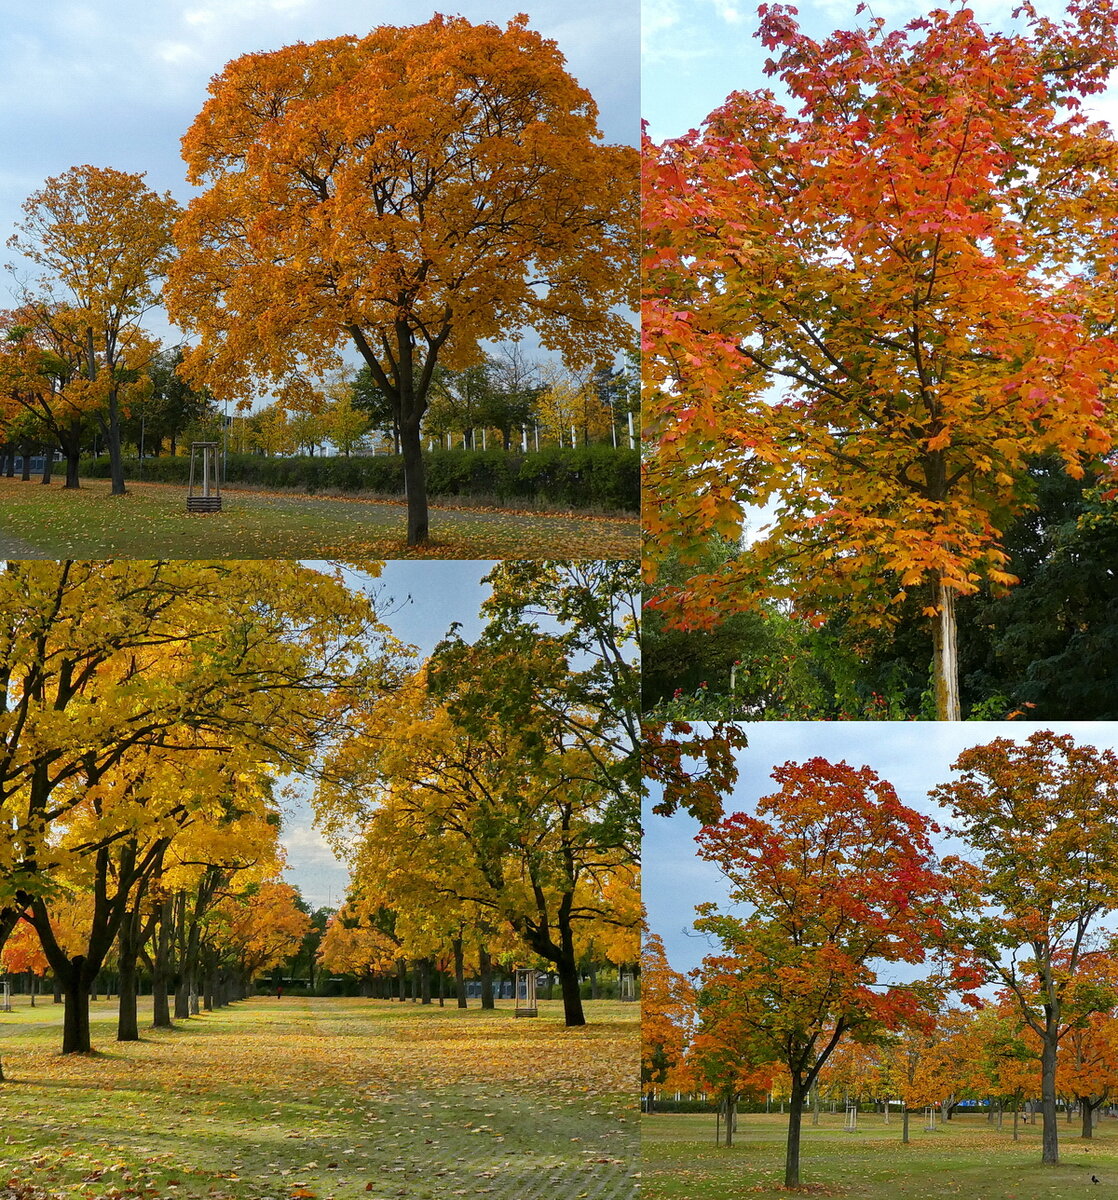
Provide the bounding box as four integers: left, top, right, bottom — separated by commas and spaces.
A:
694, 757, 951, 1187
644, 2, 1118, 718
167, 15, 637, 547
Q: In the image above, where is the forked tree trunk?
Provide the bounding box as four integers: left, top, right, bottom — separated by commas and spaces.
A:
932, 578, 961, 720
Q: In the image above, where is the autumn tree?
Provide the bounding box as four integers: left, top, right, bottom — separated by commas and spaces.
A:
213, 880, 311, 996
317, 665, 634, 1028
0, 304, 102, 488
9, 166, 179, 495
644, 2, 1118, 718
695, 758, 952, 1187
933, 730, 1118, 1164
0, 559, 401, 1053
167, 14, 636, 546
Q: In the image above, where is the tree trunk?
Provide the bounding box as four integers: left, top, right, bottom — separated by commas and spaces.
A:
556, 952, 585, 1027
724, 1096, 735, 1147
151, 899, 173, 1029
65, 448, 81, 488
400, 421, 429, 546
479, 947, 495, 1010
61, 956, 93, 1054
420, 957, 432, 1005
902, 1104, 910, 1145
1041, 1032, 1059, 1164
105, 389, 127, 496
116, 913, 141, 1042
453, 937, 467, 1010
1082, 1097, 1096, 1140
785, 1076, 806, 1188
40, 451, 52, 484
931, 578, 961, 720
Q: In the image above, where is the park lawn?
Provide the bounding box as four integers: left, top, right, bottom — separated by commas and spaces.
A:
0, 996, 638, 1200
0, 478, 638, 560
642, 1110, 1118, 1198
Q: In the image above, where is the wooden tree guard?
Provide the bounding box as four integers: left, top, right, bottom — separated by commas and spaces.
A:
513, 967, 537, 1017
187, 442, 222, 512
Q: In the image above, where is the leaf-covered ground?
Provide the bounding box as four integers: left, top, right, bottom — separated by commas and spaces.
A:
643, 1110, 1118, 1198
0, 996, 638, 1200
0, 479, 638, 560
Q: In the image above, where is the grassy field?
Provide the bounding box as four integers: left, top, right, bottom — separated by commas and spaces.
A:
0, 478, 638, 560
642, 1110, 1118, 1198
0, 996, 637, 1200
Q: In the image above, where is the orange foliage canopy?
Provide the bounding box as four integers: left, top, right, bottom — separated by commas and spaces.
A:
643, 2, 1118, 714
694, 758, 952, 1184
167, 14, 637, 544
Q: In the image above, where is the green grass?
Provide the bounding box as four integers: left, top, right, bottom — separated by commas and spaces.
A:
0, 478, 638, 559
0, 995, 638, 1200
642, 1110, 1118, 1197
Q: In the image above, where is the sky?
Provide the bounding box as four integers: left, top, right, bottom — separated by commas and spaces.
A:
0, 0, 638, 347
644, 721, 1118, 979
280, 560, 495, 910
642, 0, 1118, 142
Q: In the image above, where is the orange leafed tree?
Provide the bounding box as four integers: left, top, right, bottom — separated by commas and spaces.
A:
8, 166, 178, 496
933, 730, 1118, 1165
167, 15, 637, 546
694, 758, 951, 1187
641, 930, 695, 1111
643, 2, 1118, 718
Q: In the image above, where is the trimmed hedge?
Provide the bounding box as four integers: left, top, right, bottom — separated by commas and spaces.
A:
84, 445, 638, 512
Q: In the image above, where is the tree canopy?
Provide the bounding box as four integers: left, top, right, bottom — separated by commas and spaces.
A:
167, 14, 638, 545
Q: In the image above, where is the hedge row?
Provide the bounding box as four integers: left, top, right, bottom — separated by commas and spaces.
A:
86, 445, 639, 512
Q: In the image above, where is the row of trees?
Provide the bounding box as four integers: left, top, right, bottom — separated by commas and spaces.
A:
0, 14, 637, 544
643, 729, 1118, 1186
644, 1, 1118, 715
194, 352, 638, 460
0, 559, 393, 1061
646, 952, 1118, 1145
313, 560, 641, 1028
0, 559, 639, 1068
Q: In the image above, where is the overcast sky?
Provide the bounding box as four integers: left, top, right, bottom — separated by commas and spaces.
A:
281, 560, 494, 910
0, 0, 638, 347
645, 721, 1118, 979
643, 0, 1118, 141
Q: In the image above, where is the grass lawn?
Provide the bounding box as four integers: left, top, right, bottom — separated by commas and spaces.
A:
0, 479, 638, 560
0, 995, 637, 1200
642, 1110, 1118, 1198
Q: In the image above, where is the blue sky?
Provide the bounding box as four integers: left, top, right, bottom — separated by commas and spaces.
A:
645, 721, 1118, 979
642, 0, 1118, 142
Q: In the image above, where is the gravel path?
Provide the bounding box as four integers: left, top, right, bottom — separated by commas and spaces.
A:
0, 531, 47, 558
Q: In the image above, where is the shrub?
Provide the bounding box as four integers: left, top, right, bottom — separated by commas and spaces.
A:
83, 446, 639, 511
